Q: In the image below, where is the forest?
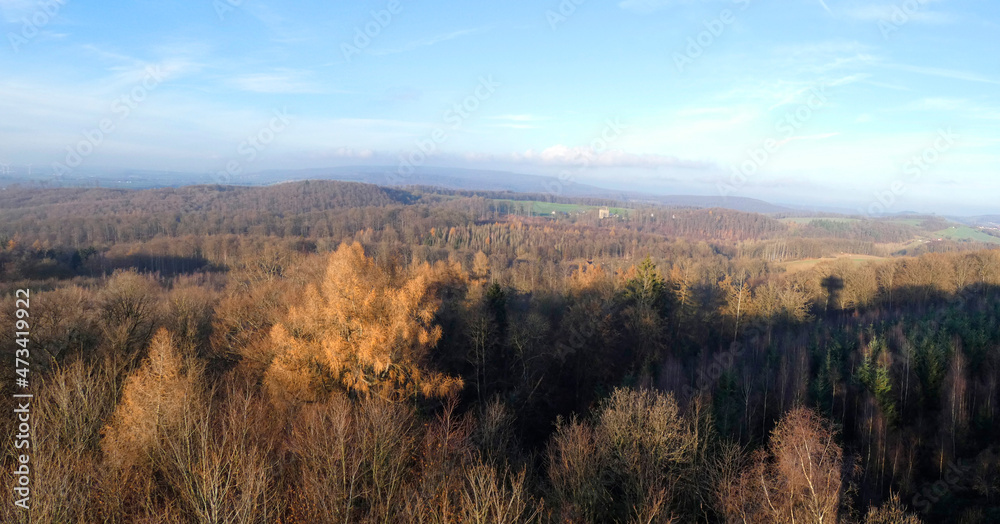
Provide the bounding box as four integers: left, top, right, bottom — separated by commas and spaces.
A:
1, 180, 998, 523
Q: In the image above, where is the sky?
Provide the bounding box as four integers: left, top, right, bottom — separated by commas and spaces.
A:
0, 0, 998, 215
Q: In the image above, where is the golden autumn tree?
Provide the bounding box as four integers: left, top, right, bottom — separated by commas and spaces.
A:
265, 242, 463, 402
102, 328, 203, 472
471, 250, 491, 283
100, 329, 204, 521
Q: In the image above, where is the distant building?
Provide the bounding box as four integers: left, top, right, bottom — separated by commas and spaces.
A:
599, 206, 610, 219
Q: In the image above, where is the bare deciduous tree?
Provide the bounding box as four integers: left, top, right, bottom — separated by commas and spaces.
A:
731, 407, 844, 524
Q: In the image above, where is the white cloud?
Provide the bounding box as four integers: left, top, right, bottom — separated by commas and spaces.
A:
489, 114, 547, 122
390, 146, 711, 170
227, 70, 328, 94
370, 28, 484, 56
844, 2, 957, 24
887, 64, 1000, 86
489, 123, 538, 129
486, 115, 547, 129
0, 0, 40, 21
906, 97, 968, 111
513, 145, 709, 169
323, 147, 376, 159
617, 0, 706, 14
776, 132, 840, 147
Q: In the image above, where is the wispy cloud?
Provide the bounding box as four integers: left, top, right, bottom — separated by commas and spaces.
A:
316, 147, 376, 160
887, 64, 1000, 86
485, 115, 544, 129
488, 123, 538, 130
676, 107, 731, 117
512, 145, 710, 169
905, 97, 968, 111
383, 86, 422, 102
844, 2, 957, 24
765, 74, 867, 111
862, 79, 911, 91
370, 28, 484, 56
618, 0, 703, 14
73, 44, 203, 92
0, 0, 42, 22
243, 3, 316, 44
777, 132, 840, 147
488, 114, 548, 122
227, 70, 331, 94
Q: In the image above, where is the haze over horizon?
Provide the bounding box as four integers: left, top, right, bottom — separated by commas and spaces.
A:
1, 0, 998, 215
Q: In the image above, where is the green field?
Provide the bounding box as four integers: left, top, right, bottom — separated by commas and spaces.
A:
779, 217, 862, 225
932, 226, 1000, 244
493, 199, 629, 217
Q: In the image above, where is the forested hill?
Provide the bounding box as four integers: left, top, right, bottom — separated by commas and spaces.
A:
0, 180, 413, 217
1, 181, 791, 245
2, 178, 1000, 522
0, 181, 992, 257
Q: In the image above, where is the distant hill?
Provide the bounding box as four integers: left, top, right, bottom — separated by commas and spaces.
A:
244, 166, 793, 214
244, 166, 624, 197
951, 215, 1000, 228
645, 195, 792, 214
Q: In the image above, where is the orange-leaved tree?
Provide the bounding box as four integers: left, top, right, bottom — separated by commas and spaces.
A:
266, 242, 463, 402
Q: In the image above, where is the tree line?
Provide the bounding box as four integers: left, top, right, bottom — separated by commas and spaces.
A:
1, 181, 999, 522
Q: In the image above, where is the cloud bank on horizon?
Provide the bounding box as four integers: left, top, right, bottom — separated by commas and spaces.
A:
0, 0, 998, 214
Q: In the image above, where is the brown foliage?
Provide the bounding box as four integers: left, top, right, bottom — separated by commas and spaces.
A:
731, 407, 844, 524
288, 394, 416, 523
547, 388, 695, 523
24, 285, 98, 363
164, 283, 216, 355
102, 328, 202, 472
864, 493, 923, 524
266, 241, 462, 402
21, 361, 115, 523
458, 462, 541, 524
97, 270, 161, 368
157, 386, 280, 523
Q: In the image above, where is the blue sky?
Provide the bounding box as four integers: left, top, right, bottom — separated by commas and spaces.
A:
1, 0, 998, 214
